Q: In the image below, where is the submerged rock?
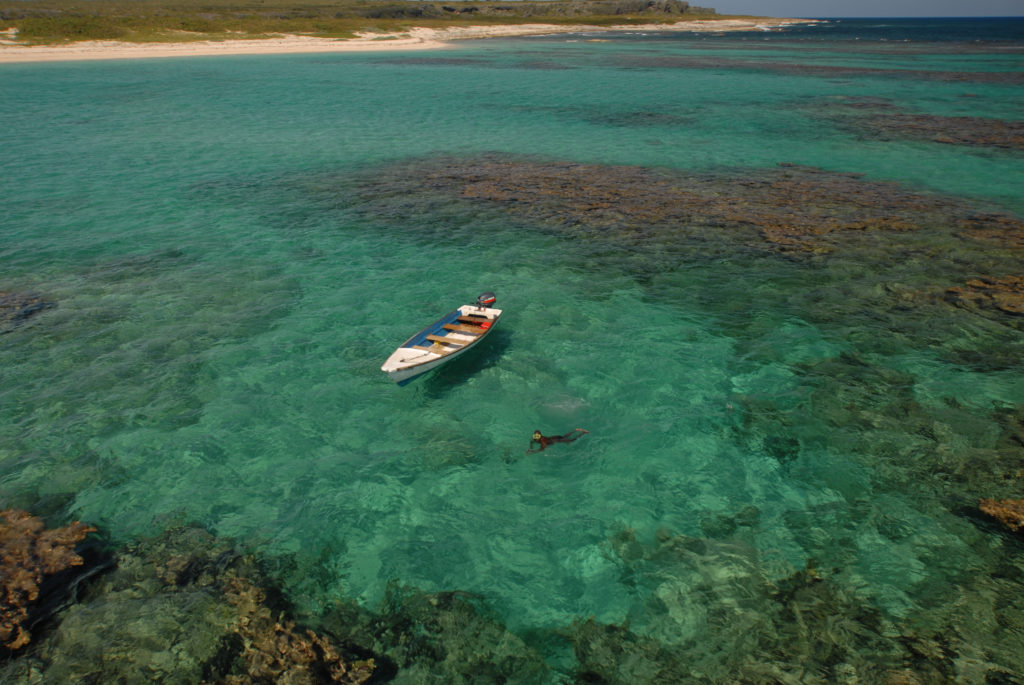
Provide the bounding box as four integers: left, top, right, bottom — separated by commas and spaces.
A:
699, 504, 761, 539
0, 291, 55, 334
321, 583, 551, 684
607, 526, 771, 649
763, 435, 801, 466
568, 617, 691, 683
581, 527, 952, 683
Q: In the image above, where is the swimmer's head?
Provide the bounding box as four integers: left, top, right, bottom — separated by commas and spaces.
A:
533, 431, 542, 441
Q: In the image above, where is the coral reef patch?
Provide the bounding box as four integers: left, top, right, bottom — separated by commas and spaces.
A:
812, 97, 1024, 151
947, 276, 1024, 318
339, 152, 1024, 390
0, 525, 373, 684
349, 155, 1023, 257
979, 498, 1024, 533
220, 577, 375, 684
3, 477, 1024, 682
0, 509, 96, 651
613, 54, 1024, 85
0, 524, 550, 683
957, 211, 1024, 253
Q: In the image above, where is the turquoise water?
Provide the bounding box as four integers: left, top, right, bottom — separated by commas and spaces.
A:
3, 20, 1024, 679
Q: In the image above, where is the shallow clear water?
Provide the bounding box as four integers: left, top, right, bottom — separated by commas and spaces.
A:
3, 18, 1024, 677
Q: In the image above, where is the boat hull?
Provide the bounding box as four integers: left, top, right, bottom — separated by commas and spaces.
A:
381, 304, 501, 385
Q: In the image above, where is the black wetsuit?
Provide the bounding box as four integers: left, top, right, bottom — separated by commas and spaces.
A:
527, 429, 587, 453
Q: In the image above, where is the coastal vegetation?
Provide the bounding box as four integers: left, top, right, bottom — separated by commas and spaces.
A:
0, 0, 717, 44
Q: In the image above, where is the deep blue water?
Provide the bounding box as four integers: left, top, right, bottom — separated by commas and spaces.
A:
758, 17, 1024, 43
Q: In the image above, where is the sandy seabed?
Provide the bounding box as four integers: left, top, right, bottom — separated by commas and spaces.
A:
0, 18, 810, 63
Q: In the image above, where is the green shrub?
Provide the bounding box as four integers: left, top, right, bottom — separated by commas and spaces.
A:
16, 15, 129, 40
359, 3, 445, 19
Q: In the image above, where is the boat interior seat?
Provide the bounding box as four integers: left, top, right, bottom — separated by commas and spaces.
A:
426, 334, 467, 346
443, 323, 483, 335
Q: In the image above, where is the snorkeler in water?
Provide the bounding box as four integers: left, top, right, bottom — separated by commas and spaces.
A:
526, 428, 589, 454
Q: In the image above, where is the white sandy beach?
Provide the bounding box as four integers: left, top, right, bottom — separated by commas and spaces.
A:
0, 18, 812, 63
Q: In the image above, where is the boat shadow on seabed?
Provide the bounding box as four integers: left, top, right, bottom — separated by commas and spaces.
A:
418, 329, 512, 399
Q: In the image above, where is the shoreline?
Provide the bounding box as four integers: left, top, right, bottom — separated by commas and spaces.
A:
0, 18, 814, 63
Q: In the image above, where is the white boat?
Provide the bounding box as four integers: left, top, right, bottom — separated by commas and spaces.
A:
381, 292, 502, 386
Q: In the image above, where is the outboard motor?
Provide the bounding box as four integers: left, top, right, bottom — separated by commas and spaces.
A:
476, 291, 497, 309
